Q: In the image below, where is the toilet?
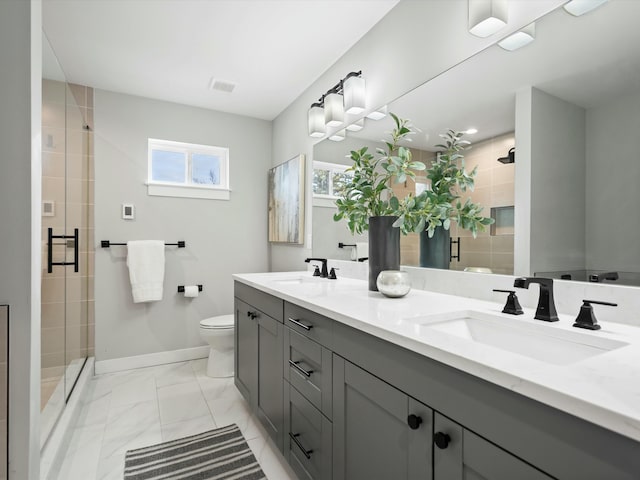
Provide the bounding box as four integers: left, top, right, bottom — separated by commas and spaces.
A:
199, 314, 235, 378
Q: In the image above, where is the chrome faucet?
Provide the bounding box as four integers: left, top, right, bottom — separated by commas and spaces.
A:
305, 258, 328, 278
513, 277, 559, 322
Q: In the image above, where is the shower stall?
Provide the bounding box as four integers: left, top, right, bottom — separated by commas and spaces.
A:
40, 34, 95, 447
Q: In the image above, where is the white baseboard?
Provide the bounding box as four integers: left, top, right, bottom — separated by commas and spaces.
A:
94, 345, 210, 375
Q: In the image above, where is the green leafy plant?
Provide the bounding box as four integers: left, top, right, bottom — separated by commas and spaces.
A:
334, 115, 493, 238
333, 113, 425, 234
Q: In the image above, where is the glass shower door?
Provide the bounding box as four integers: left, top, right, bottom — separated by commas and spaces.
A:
41, 34, 91, 446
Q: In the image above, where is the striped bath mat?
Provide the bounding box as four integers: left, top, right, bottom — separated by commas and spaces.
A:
124, 424, 266, 480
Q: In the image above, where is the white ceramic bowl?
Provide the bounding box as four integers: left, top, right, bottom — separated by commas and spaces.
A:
376, 270, 411, 298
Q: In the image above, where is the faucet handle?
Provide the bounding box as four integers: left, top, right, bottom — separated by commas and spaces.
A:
573, 299, 617, 330
493, 289, 524, 315
329, 267, 339, 280
312, 265, 321, 277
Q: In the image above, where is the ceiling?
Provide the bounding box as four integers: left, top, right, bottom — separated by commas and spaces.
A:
350, 0, 640, 151
42, 0, 400, 120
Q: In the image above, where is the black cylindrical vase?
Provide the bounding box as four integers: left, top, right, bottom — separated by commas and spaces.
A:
420, 226, 451, 269
368, 216, 400, 291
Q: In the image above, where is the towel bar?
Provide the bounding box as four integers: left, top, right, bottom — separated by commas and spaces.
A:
101, 240, 186, 248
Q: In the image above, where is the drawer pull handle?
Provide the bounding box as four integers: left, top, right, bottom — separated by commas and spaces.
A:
289, 360, 313, 377
247, 311, 258, 320
407, 414, 422, 430
289, 432, 313, 459
288, 317, 313, 331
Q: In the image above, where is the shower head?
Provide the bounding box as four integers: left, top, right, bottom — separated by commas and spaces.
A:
497, 147, 515, 164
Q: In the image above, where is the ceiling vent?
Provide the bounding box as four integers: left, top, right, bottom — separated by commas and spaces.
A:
209, 78, 236, 93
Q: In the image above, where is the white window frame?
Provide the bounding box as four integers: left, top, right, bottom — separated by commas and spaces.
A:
312, 161, 352, 208
147, 138, 230, 200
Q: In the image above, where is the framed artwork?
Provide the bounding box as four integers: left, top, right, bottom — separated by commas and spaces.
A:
268, 154, 305, 244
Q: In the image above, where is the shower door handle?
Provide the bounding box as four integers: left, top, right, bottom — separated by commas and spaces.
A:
47, 228, 79, 273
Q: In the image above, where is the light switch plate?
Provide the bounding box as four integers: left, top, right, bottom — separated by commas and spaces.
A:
122, 204, 135, 220
43, 200, 55, 217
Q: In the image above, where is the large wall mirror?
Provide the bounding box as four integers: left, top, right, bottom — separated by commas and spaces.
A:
312, 0, 640, 286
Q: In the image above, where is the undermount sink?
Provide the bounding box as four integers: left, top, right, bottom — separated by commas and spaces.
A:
406, 310, 628, 365
273, 276, 323, 285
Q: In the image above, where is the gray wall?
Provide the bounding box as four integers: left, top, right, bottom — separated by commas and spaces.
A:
0, 1, 41, 478
270, 0, 566, 272
516, 87, 586, 275
94, 90, 271, 361
585, 89, 640, 272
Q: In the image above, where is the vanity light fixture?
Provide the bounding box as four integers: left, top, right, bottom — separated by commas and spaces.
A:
307, 70, 364, 137
328, 129, 346, 142
343, 72, 366, 114
468, 0, 508, 38
563, 0, 608, 16
308, 102, 326, 138
324, 88, 345, 127
366, 105, 388, 120
498, 22, 535, 51
345, 118, 365, 132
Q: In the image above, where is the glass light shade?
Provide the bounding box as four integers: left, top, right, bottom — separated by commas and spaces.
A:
328, 129, 346, 142
343, 75, 366, 115
498, 23, 535, 51
366, 105, 388, 120
308, 104, 325, 138
324, 92, 344, 127
563, 0, 608, 16
376, 270, 411, 298
345, 118, 365, 132
468, 0, 508, 38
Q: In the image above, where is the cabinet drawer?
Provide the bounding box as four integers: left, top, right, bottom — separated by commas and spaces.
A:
284, 302, 333, 348
285, 327, 332, 419
234, 282, 283, 322
285, 382, 332, 480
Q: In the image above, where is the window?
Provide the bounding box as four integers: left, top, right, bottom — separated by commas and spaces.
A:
147, 138, 230, 200
313, 161, 353, 207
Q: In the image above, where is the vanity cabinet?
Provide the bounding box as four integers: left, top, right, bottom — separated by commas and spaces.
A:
234, 280, 640, 480
433, 413, 552, 480
234, 283, 285, 452
332, 355, 432, 480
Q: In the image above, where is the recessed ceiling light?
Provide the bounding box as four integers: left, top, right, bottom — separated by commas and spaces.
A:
563, 0, 608, 17
465, 128, 478, 135
498, 22, 535, 51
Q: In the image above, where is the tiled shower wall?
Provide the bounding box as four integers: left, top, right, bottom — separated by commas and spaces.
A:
41, 80, 94, 383
392, 133, 515, 274
450, 132, 515, 274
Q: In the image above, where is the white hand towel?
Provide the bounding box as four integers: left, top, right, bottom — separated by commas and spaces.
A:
356, 242, 369, 261
126, 240, 165, 303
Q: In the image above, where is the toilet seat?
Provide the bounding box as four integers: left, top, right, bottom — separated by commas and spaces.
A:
200, 314, 234, 329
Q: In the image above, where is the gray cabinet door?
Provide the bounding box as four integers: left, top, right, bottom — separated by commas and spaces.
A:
235, 299, 258, 409
433, 413, 553, 480
257, 313, 284, 452
333, 355, 432, 480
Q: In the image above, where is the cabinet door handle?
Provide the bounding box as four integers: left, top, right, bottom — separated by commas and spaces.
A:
247, 311, 258, 320
407, 414, 422, 430
288, 317, 313, 331
434, 431, 451, 449
289, 432, 313, 459
289, 360, 313, 377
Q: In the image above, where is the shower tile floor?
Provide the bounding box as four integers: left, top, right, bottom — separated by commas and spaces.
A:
49, 359, 298, 480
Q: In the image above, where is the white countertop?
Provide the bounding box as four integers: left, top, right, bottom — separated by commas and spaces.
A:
233, 271, 640, 443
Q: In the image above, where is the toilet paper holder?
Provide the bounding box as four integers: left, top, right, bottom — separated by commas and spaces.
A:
177, 285, 203, 293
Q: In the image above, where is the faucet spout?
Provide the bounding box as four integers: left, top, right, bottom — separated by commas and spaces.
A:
305, 258, 328, 278
513, 277, 559, 322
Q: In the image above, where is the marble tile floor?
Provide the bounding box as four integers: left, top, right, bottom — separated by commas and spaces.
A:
48, 359, 298, 480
